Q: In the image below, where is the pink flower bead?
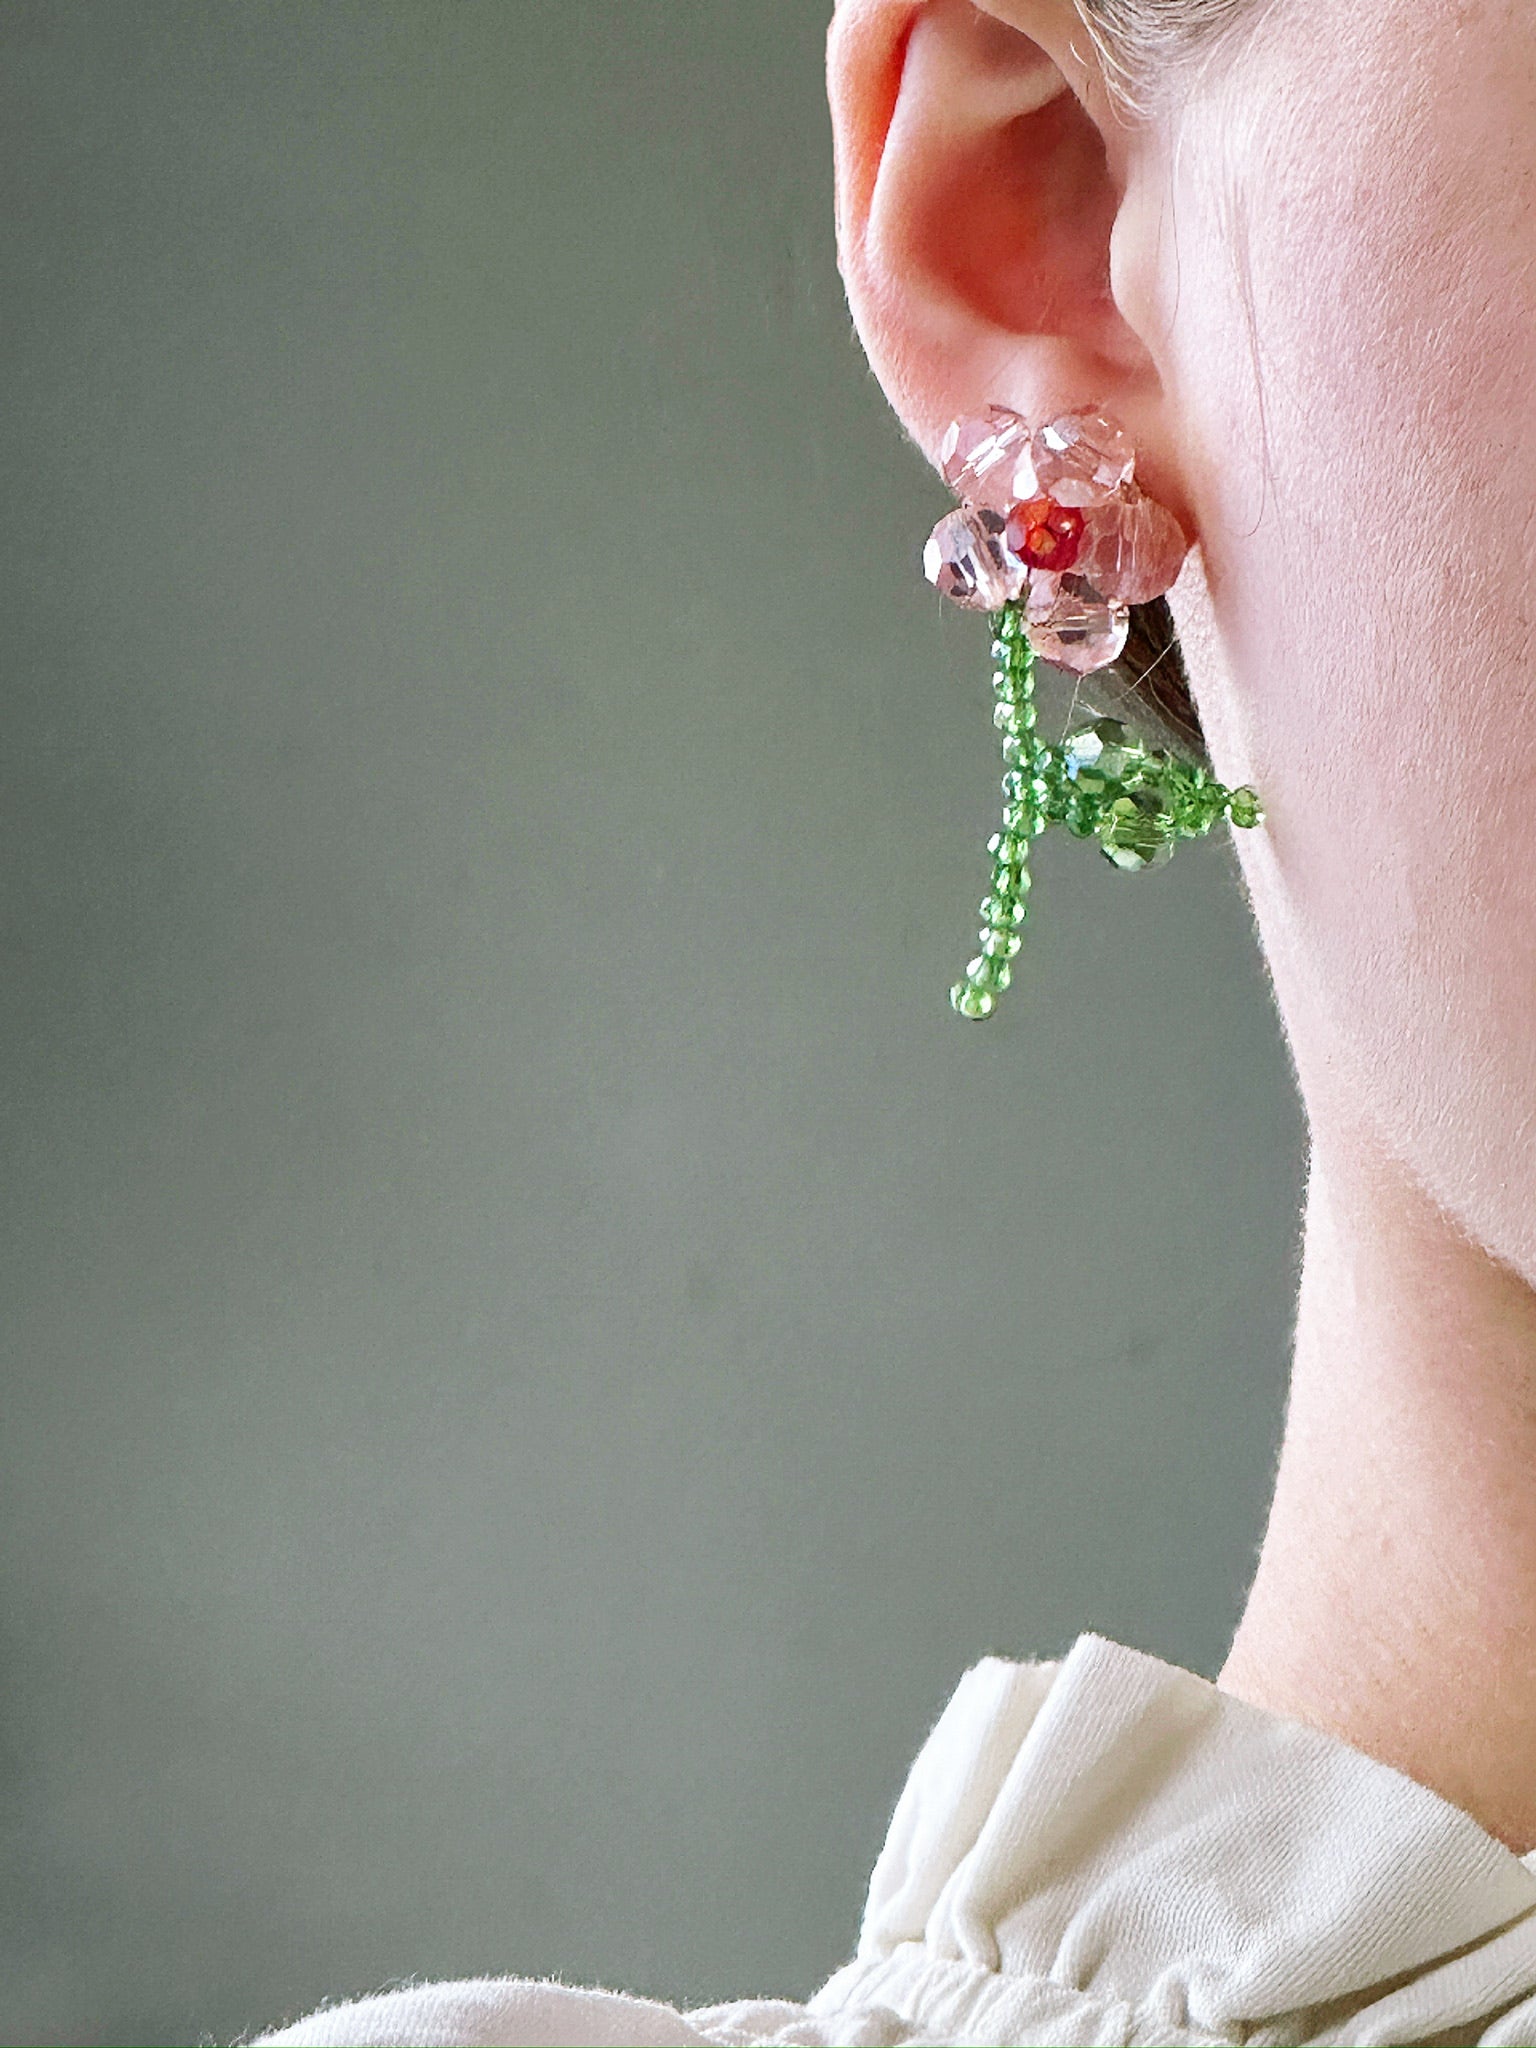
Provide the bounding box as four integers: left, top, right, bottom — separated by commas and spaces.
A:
1075, 487, 1190, 605
923, 505, 1027, 610
939, 405, 1040, 512
1030, 409, 1136, 507
1024, 569, 1130, 674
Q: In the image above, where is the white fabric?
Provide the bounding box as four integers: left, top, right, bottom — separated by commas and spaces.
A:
248, 1633, 1536, 2046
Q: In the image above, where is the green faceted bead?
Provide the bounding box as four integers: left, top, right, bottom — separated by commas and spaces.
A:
1228, 785, 1263, 829
951, 980, 996, 1020
1061, 752, 1111, 800
1099, 790, 1176, 871
1001, 783, 1047, 834
993, 700, 1019, 732
1066, 798, 1098, 839
1182, 774, 1227, 834
966, 954, 1012, 995
1061, 717, 1141, 795
987, 830, 1027, 865
979, 894, 1026, 928
1000, 733, 1026, 767
979, 925, 1022, 959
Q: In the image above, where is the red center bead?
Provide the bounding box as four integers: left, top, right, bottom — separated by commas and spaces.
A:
1004, 496, 1084, 573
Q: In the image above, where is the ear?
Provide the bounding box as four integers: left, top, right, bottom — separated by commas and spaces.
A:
827, 0, 1191, 533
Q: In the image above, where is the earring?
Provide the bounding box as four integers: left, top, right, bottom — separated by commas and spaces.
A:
923, 404, 1263, 1020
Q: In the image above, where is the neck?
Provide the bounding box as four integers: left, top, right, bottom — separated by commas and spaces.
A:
1219, 1120, 1536, 1852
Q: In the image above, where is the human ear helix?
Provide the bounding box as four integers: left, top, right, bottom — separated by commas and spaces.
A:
924, 403, 1263, 1020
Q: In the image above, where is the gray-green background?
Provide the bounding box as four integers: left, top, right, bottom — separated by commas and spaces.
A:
0, 5, 1304, 2044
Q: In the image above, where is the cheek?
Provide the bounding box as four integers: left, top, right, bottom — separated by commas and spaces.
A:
1155, 0, 1536, 1273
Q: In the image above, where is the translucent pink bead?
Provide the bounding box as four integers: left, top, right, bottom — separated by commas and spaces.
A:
1030, 409, 1135, 508
1024, 569, 1129, 673
1075, 487, 1190, 604
923, 506, 1027, 610
939, 406, 1040, 513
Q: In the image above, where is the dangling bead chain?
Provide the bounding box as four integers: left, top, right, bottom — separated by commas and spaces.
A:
950, 600, 1263, 1021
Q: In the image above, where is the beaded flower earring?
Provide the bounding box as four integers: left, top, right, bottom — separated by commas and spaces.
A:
924, 403, 1263, 1020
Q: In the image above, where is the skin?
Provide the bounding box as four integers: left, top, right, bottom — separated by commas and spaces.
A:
827, 0, 1536, 1849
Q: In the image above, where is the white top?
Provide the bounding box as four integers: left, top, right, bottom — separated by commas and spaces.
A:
249, 1633, 1536, 2046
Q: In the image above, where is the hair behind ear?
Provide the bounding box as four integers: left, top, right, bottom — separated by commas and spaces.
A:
1100, 597, 1208, 763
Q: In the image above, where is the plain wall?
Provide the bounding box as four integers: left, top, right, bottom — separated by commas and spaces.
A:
0, 5, 1305, 2044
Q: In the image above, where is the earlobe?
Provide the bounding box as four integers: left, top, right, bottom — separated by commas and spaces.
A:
828, 0, 1166, 488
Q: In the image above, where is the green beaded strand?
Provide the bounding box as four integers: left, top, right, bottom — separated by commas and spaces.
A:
950, 598, 1264, 1021
950, 606, 1041, 1020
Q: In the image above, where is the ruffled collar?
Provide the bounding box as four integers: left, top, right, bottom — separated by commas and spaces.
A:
810, 1634, 1536, 2045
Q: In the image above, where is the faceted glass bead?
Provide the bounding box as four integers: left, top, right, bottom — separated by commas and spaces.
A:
1030, 410, 1135, 508
987, 830, 1027, 864
992, 700, 1019, 731
1025, 571, 1129, 675
951, 981, 997, 1020
1075, 488, 1190, 605
939, 405, 1040, 512
1035, 749, 1066, 793
1062, 717, 1139, 792
979, 926, 1022, 959
1168, 791, 1216, 837
979, 894, 1027, 928
1159, 756, 1203, 803
1228, 786, 1264, 830
1162, 760, 1222, 836
966, 954, 1012, 995
1003, 496, 1085, 573
1099, 790, 1176, 871
923, 506, 1026, 611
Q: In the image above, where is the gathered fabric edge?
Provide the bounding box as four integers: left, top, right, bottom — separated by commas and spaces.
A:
803, 1943, 1241, 2048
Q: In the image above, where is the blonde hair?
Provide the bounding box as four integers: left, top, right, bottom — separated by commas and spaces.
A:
1073, 0, 1263, 119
